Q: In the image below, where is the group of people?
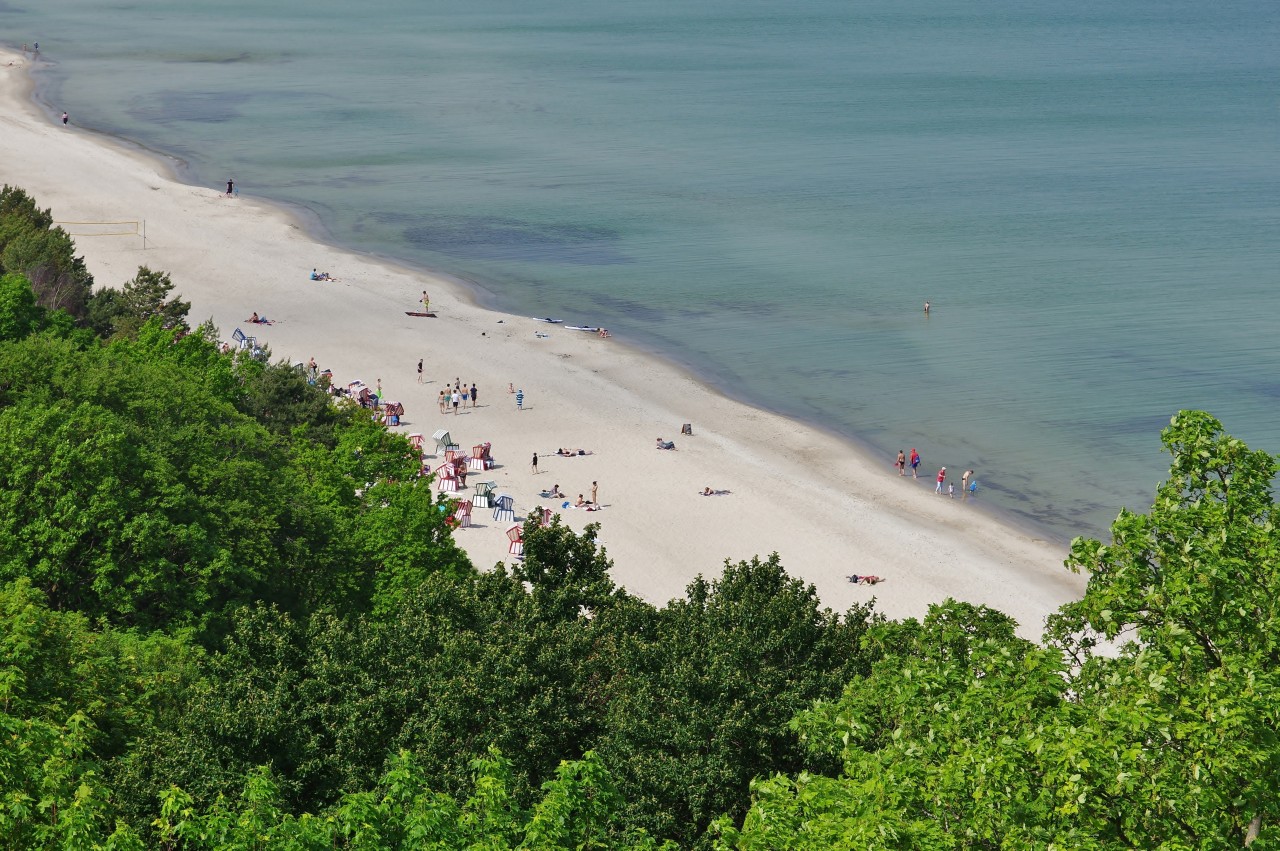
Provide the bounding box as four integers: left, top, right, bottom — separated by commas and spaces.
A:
309, 269, 336, 281
438, 380, 479, 414
894, 449, 977, 498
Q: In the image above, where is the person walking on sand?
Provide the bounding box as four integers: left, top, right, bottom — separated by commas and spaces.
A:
895, 450, 906, 476
516, 388, 524, 410
962, 469, 973, 496
591, 481, 598, 505
417, 358, 424, 383
438, 390, 447, 414
451, 389, 460, 414
470, 383, 478, 407
935, 466, 946, 494
910, 448, 920, 478
531, 452, 538, 474
61, 111, 68, 125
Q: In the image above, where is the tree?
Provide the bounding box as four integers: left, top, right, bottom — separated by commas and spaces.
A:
717, 411, 1280, 849
0, 271, 44, 341
109, 266, 191, 337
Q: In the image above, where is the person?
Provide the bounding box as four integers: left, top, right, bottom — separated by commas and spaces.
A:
935, 467, 946, 494
247, 312, 260, 323
895, 450, 906, 476
376, 378, 382, 399
469, 383, 478, 407
516, 389, 524, 410
968, 478, 978, 496
61, 111, 68, 125
226, 178, 235, 197
574, 494, 587, 507
531, 452, 538, 474
910, 448, 920, 478
307, 356, 318, 378
451, 389, 460, 414
656, 437, 676, 450
591, 481, 598, 505
508, 382, 516, 394
848, 574, 882, 585
417, 359, 424, 384
438, 390, 447, 414
421, 290, 430, 312
597, 328, 610, 338
948, 480, 955, 498
702, 487, 714, 496
550, 483, 564, 498
460, 384, 469, 406
923, 300, 931, 314
962, 469, 973, 495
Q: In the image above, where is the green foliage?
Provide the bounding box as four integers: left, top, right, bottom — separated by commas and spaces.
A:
0, 320, 465, 635
92, 266, 192, 338
0, 271, 44, 341
597, 555, 874, 846
0, 186, 93, 319
719, 411, 1280, 849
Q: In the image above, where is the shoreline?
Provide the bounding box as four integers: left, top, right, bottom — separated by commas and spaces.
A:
0, 46, 1085, 637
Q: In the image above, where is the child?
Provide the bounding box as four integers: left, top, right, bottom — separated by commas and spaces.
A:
948, 481, 954, 498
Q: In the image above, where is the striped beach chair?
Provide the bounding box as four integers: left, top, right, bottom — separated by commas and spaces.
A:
506, 524, 524, 557
472, 481, 495, 509
492, 493, 515, 523
436, 463, 458, 493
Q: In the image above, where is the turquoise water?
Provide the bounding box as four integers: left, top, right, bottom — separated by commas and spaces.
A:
7, 0, 1279, 541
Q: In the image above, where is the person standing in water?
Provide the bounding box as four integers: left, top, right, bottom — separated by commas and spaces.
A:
962, 469, 973, 496
225, 178, 235, 197
924, 300, 931, 314
61, 111, 68, 125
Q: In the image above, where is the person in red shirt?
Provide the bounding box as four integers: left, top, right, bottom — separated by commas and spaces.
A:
935, 466, 946, 494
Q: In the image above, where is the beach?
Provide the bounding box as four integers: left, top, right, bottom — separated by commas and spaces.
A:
0, 47, 1085, 636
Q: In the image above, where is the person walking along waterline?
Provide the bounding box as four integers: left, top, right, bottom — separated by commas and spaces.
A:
910, 448, 920, 479
896, 450, 906, 476
935, 467, 946, 494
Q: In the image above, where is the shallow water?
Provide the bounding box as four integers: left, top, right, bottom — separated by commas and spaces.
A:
8, 0, 1279, 541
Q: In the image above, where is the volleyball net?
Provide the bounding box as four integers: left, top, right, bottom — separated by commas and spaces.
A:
54, 219, 147, 249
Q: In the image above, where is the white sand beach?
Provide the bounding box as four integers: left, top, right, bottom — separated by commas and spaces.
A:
0, 48, 1085, 636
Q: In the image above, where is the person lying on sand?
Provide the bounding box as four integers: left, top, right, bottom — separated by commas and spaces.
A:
310, 269, 336, 281
245, 312, 275, 325
847, 575, 883, 585
700, 487, 731, 496
556, 448, 592, 457
656, 438, 677, 450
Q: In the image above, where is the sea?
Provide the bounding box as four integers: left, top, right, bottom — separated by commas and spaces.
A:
6, 0, 1278, 543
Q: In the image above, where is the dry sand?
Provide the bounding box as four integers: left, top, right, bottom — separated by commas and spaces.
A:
0, 48, 1085, 637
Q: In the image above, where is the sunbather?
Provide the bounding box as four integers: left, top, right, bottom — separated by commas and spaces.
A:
700, 487, 731, 496
656, 438, 676, 450
847, 575, 883, 585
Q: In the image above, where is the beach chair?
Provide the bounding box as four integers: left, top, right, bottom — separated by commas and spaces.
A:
444, 448, 464, 465
432, 429, 458, 456
539, 506, 553, 528
231, 328, 248, 349
472, 481, 495, 509
436, 463, 458, 493
506, 524, 524, 557
408, 433, 424, 451
454, 499, 472, 529
492, 493, 515, 523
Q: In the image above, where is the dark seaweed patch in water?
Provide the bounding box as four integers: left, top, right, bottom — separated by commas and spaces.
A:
403, 215, 628, 265
127, 90, 249, 123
